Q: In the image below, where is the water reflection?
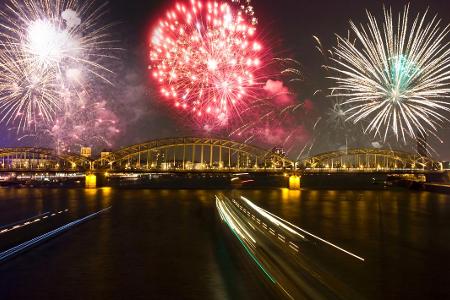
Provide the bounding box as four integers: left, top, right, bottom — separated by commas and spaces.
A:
241, 188, 450, 299
0, 187, 449, 299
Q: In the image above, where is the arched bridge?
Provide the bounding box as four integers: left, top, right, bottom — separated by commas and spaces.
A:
302, 148, 440, 172
0, 140, 442, 174
0, 147, 92, 172
96, 137, 294, 172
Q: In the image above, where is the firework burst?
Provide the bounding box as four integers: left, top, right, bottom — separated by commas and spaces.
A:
0, 0, 118, 133
0, 47, 61, 131
48, 99, 120, 153
326, 99, 348, 130
330, 5, 450, 142
149, 0, 264, 129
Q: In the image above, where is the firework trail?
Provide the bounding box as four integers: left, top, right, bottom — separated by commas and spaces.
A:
330, 5, 450, 143
230, 100, 308, 153
149, 0, 264, 130
227, 58, 315, 157
0, 0, 119, 133
305, 37, 381, 157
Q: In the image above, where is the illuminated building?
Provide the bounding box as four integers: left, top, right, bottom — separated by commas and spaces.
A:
101, 151, 112, 159
81, 147, 92, 158
272, 147, 287, 157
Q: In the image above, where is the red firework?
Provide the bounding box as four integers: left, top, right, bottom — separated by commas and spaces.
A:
149, 0, 263, 128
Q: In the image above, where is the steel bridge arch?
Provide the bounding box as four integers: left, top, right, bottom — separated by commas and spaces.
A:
97, 137, 294, 171
302, 148, 437, 170
0, 147, 92, 171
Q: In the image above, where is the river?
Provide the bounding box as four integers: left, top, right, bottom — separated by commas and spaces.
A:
1, 187, 449, 299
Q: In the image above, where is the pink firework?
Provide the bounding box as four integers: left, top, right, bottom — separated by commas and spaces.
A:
149, 0, 263, 128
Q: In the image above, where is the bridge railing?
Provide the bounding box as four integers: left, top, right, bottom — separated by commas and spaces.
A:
1, 144, 442, 174
303, 167, 442, 173
94, 138, 295, 172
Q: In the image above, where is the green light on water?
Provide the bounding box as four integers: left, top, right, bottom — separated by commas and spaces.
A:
223, 218, 277, 284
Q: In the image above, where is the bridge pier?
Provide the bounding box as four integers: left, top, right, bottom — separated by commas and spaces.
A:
85, 174, 97, 188
289, 175, 301, 190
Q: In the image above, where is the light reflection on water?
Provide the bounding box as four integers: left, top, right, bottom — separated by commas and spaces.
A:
245, 188, 450, 298
0, 187, 449, 299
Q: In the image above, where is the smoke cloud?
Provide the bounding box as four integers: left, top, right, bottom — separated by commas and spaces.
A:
263, 79, 294, 105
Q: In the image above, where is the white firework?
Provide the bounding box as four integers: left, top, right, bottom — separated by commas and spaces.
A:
327, 100, 347, 130
0, 47, 61, 131
330, 5, 450, 142
0, 0, 118, 132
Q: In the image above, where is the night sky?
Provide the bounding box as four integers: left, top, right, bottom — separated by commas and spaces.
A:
2, 0, 450, 159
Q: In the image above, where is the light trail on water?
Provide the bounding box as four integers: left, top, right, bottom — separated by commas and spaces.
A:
217, 193, 365, 299
0, 209, 69, 235
241, 196, 365, 261
0, 207, 111, 263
